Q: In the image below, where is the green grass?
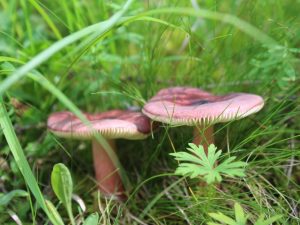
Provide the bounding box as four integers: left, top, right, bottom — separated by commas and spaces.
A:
0, 0, 299, 224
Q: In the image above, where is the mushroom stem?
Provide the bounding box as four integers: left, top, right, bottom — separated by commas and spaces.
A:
193, 125, 218, 188
92, 139, 125, 199
193, 125, 214, 153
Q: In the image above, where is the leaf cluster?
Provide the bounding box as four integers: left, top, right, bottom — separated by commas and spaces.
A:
170, 144, 247, 184
208, 202, 282, 225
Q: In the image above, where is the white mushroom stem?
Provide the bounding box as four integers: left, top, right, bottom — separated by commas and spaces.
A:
92, 139, 125, 199
193, 125, 214, 153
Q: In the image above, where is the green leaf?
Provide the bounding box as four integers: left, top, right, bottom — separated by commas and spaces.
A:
208, 202, 282, 225
234, 203, 247, 224
208, 212, 238, 225
51, 163, 74, 225
45, 200, 65, 225
170, 144, 247, 184
254, 214, 282, 225
51, 163, 73, 207
83, 213, 99, 225
0, 190, 28, 206
207, 223, 223, 225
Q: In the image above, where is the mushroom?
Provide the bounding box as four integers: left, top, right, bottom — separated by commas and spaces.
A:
47, 110, 153, 200
142, 87, 264, 150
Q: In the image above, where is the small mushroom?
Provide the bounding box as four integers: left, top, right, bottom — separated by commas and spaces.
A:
142, 87, 264, 150
47, 110, 153, 200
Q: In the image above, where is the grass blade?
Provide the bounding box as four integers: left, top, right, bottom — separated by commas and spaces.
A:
0, 0, 134, 96
28, 0, 63, 39
0, 97, 59, 224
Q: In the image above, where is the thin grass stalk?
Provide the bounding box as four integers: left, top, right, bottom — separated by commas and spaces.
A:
141, 7, 278, 46
28, 0, 63, 39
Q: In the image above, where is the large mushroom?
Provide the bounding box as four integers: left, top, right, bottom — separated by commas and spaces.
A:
142, 87, 264, 150
47, 110, 153, 200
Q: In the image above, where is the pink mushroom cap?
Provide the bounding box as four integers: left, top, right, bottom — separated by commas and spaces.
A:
47, 110, 153, 140
142, 87, 264, 126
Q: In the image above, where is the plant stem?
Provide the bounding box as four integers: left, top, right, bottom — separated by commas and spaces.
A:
67, 206, 75, 225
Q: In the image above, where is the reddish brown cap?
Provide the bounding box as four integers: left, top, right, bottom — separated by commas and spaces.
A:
47, 110, 153, 140
142, 87, 264, 126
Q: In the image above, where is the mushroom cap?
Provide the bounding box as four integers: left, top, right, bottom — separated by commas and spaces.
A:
142, 87, 264, 126
47, 110, 153, 140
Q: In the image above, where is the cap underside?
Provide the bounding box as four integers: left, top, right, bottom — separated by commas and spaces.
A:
50, 126, 148, 140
